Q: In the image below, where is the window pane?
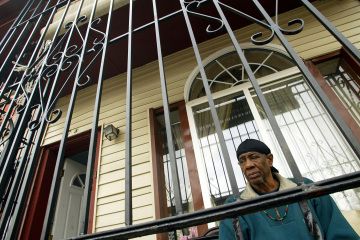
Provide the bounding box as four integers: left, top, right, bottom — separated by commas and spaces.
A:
156, 110, 194, 214
192, 91, 260, 205
252, 76, 360, 210
316, 57, 360, 126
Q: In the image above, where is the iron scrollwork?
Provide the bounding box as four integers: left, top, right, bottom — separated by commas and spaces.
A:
87, 18, 106, 53
183, 0, 224, 33
279, 18, 304, 35
183, 0, 304, 45
0, 12, 108, 135
76, 17, 106, 87
37, 15, 107, 125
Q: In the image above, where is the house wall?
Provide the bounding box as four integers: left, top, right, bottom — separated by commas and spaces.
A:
41, 0, 360, 237
44, 0, 129, 38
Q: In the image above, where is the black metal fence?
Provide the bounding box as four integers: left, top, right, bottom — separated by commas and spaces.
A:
0, 0, 359, 239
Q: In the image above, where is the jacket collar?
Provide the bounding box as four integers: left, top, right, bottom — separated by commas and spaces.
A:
240, 173, 297, 200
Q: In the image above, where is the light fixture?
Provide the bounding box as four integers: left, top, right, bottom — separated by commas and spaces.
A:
104, 124, 119, 141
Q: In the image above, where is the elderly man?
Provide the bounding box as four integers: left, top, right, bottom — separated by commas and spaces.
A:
219, 139, 358, 240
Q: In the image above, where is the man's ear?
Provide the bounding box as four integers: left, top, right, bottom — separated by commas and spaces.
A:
267, 153, 273, 166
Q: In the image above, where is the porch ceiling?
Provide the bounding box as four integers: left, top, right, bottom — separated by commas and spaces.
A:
103, 0, 313, 79
0, 0, 23, 35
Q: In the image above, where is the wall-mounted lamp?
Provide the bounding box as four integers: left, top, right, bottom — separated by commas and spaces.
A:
104, 124, 119, 141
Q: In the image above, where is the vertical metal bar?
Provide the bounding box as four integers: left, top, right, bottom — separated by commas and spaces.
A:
179, 154, 188, 202
81, 0, 114, 234
0, 1, 58, 133
300, 0, 360, 62
240, 1, 330, 238
215, 1, 314, 236
41, 0, 100, 238
0, 0, 37, 57
214, 134, 232, 196
0, 1, 64, 235
0, 0, 56, 198
125, 0, 134, 226
0, 119, 36, 240
152, 0, 183, 214
4, 0, 74, 238
3, 88, 51, 239
0, 24, 29, 76
275, 0, 278, 25
251, 0, 360, 160
213, 0, 304, 182
0, 128, 12, 173
0, 107, 33, 234
0, 117, 22, 194
180, 0, 239, 196
0, 0, 45, 78
165, 155, 174, 210
199, 140, 215, 197
268, 83, 322, 177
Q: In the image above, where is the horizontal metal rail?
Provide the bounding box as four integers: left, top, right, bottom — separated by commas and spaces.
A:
70, 171, 360, 240
9, 0, 182, 46
109, 9, 182, 44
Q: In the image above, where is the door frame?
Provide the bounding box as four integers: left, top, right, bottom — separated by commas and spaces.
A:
19, 129, 101, 240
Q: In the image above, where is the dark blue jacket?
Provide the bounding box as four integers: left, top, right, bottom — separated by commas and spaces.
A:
219, 177, 359, 239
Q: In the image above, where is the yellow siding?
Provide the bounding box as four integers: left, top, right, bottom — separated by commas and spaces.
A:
41, 0, 360, 237
342, 211, 360, 235
44, 0, 130, 39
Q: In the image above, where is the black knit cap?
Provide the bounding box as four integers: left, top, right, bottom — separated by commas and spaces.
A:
236, 139, 279, 173
236, 139, 271, 158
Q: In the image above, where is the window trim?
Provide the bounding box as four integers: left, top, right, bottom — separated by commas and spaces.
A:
185, 68, 301, 212
183, 44, 291, 102
149, 100, 207, 239
308, 49, 360, 143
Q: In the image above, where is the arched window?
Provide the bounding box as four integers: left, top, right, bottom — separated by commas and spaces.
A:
185, 45, 360, 210
188, 47, 295, 101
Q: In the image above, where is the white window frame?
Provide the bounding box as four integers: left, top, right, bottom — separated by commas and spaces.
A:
186, 65, 301, 210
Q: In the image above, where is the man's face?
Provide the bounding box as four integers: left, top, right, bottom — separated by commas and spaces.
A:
238, 151, 273, 188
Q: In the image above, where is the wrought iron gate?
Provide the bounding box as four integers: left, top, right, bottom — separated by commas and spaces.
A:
0, 0, 359, 239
